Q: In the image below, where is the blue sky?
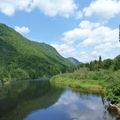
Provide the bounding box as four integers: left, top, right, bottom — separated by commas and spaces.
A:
0, 0, 120, 62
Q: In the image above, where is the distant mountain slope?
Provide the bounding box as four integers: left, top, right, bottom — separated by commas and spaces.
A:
67, 57, 81, 65
0, 23, 72, 81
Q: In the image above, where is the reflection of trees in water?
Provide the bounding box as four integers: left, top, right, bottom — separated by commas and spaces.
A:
0, 80, 63, 120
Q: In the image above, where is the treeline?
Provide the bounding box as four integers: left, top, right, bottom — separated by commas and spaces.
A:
0, 55, 72, 86
78, 55, 120, 71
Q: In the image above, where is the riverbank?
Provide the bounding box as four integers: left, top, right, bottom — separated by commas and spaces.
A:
50, 74, 120, 111
50, 77, 105, 94
50, 68, 109, 94
50, 68, 120, 106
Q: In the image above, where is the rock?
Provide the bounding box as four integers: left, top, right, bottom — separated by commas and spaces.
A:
116, 116, 120, 120
107, 104, 120, 120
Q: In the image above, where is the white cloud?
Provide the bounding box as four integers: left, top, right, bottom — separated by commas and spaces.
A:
54, 90, 106, 120
15, 26, 30, 34
1, 0, 120, 20
0, 0, 32, 16
32, 0, 77, 18
51, 20, 120, 62
79, 20, 100, 29
83, 0, 120, 20
0, 0, 78, 18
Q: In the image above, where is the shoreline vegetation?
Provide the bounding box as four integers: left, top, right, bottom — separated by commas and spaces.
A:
50, 68, 120, 94
51, 55, 120, 104
50, 55, 120, 116
50, 74, 105, 94
50, 68, 120, 116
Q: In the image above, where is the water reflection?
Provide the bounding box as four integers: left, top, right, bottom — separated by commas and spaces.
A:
25, 89, 116, 120
0, 80, 62, 120
0, 81, 117, 120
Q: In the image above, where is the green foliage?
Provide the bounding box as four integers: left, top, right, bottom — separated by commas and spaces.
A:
114, 55, 120, 70
103, 59, 113, 69
80, 55, 120, 72
10, 68, 30, 80
0, 67, 11, 85
51, 68, 120, 103
50, 68, 105, 93
106, 81, 120, 103
0, 23, 73, 83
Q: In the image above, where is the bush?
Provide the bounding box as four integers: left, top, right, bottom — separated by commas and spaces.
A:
106, 79, 120, 103
10, 68, 30, 80
0, 67, 11, 85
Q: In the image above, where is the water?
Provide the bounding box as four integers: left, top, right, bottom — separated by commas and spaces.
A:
0, 80, 116, 120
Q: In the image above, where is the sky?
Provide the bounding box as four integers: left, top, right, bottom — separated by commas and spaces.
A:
0, 0, 120, 62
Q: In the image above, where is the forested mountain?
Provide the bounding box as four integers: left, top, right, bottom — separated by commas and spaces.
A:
0, 23, 72, 83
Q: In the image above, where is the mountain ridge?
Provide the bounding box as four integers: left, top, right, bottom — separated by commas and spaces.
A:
67, 57, 81, 65
0, 23, 72, 82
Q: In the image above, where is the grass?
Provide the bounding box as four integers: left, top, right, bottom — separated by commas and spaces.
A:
51, 78, 104, 94
50, 69, 107, 94
50, 68, 120, 103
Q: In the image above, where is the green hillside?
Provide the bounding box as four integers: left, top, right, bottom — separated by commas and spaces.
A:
0, 23, 72, 83
67, 57, 81, 65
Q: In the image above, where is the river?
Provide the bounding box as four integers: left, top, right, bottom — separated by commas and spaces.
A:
0, 80, 117, 120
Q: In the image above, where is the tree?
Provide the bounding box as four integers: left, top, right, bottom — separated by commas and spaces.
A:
0, 67, 11, 86
114, 55, 120, 70
99, 56, 102, 63
10, 68, 30, 80
103, 59, 113, 69
98, 56, 102, 69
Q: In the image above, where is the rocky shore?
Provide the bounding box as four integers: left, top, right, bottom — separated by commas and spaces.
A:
108, 104, 120, 120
